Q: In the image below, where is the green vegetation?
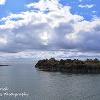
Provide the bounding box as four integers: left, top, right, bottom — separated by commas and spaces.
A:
35, 58, 100, 74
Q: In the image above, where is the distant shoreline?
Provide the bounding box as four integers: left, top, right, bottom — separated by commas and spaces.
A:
0, 65, 9, 66
35, 58, 100, 74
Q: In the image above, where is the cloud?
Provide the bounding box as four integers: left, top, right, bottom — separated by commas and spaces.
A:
92, 11, 96, 14
78, 4, 94, 8
1, 50, 100, 61
0, 0, 100, 56
0, 0, 6, 5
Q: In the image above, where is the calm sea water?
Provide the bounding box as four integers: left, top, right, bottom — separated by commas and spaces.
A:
0, 61, 100, 100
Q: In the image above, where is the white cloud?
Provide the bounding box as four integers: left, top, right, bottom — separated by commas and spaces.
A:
0, 37, 7, 44
26, 0, 60, 11
1, 50, 100, 62
78, 4, 94, 8
92, 10, 96, 14
0, 0, 6, 5
0, 0, 100, 56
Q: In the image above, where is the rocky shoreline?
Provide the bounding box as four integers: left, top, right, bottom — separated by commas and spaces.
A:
35, 58, 100, 74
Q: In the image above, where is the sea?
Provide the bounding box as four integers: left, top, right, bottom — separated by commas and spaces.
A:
0, 60, 100, 100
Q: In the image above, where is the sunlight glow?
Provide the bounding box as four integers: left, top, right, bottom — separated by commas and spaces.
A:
0, 0, 6, 5
0, 37, 7, 44
66, 33, 78, 42
40, 32, 50, 45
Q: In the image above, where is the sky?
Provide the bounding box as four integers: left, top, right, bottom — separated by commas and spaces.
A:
0, 0, 100, 60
